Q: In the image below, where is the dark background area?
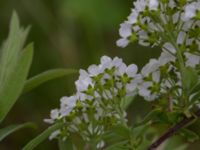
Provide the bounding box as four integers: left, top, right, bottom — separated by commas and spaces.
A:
0, 0, 170, 149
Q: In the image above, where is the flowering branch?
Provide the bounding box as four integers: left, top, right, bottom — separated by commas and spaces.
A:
148, 109, 200, 150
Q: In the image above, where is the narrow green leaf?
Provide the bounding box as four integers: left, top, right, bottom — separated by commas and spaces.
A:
0, 122, 35, 141
0, 11, 30, 88
135, 109, 162, 127
23, 69, 77, 93
23, 123, 63, 150
0, 43, 33, 123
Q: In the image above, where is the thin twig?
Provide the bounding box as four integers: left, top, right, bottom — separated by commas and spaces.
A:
147, 109, 200, 150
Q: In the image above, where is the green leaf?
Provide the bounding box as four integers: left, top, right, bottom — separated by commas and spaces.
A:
162, 135, 188, 150
0, 43, 33, 123
22, 123, 63, 150
0, 11, 30, 89
120, 95, 136, 110
102, 132, 125, 143
182, 67, 198, 93
0, 122, 35, 141
112, 124, 130, 139
135, 109, 162, 127
189, 81, 200, 95
23, 69, 77, 94
131, 124, 149, 138
58, 138, 73, 150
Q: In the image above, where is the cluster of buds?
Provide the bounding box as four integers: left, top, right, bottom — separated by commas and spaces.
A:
44, 56, 140, 148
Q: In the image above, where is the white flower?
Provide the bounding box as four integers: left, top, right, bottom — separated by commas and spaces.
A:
60, 96, 77, 117
75, 70, 93, 92
100, 55, 113, 69
116, 62, 138, 78
88, 65, 102, 76
134, 0, 147, 12
112, 57, 124, 68
138, 81, 154, 100
116, 38, 129, 48
138, 71, 160, 101
128, 9, 139, 24
184, 52, 200, 67
141, 59, 160, 76
152, 71, 160, 83
177, 31, 186, 45
50, 109, 59, 119
172, 12, 180, 24
182, 2, 197, 21
126, 64, 138, 77
149, 0, 159, 11
60, 96, 77, 107
49, 130, 60, 140
162, 42, 176, 54
119, 22, 132, 38
158, 51, 176, 65
168, 0, 176, 8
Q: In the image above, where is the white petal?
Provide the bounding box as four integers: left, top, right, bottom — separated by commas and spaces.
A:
116, 38, 129, 48
126, 64, 138, 77
119, 22, 132, 38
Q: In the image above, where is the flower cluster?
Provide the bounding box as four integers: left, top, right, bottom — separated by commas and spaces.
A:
117, 0, 200, 103
138, 51, 179, 101
44, 56, 139, 148
116, 0, 200, 54
44, 1, 200, 148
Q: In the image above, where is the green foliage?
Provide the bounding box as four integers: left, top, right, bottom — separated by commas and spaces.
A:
162, 135, 188, 150
0, 12, 33, 123
23, 123, 63, 150
0, 122, 35, 141
0, 43, 33, 123
23, 69, 77, 93
180, 128, 199, 143
182, 67, 198, 93
0, 12, 30, 86
134, 109, 162, 126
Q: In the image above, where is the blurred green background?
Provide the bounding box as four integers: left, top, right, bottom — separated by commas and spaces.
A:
0, 0, 168, 149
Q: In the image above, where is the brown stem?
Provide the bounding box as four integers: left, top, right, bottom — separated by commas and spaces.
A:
147, 109, 200, 150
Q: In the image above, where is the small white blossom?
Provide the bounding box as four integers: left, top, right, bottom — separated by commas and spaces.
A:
162, 42, 176, 54
49, 130, 60, 140
141, 59, 160, 76
185, 52, 200, 67
149, 0, 159, 11
116, 38, 129, 48
119, 22, 132, 38
182, 2, 197, 21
